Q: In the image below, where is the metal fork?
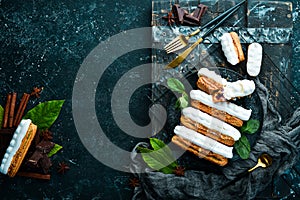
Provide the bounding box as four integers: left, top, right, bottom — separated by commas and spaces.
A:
164, 0, 246, 54
165, 3, 244, 69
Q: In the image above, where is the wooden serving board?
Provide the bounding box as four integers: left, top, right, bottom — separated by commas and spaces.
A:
151, 0, 299, 121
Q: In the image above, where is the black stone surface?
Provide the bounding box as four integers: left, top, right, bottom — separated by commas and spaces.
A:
0, 0, 299, 199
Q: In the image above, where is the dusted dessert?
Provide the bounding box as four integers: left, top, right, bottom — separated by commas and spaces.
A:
0, 119, 37, 177
220, 32, 245, 65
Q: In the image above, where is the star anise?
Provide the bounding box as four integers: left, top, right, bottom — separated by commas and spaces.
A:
173, 166, 185, 176
30, 87, 43, 98
129, 177, 140, 188
57, 162, 70, 174
41, 130, 53, 141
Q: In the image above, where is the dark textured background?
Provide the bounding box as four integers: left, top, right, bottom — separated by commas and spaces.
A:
0, 0, 299, 199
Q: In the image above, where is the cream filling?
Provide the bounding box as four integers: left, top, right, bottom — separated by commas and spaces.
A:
223, 80, 256, 100
197, 68, 227, 86
174, 126, 233, 158
0, 119, 31, 174
190, 90, 252, 121
220, 33, 239, 65
182, 107, 241, 141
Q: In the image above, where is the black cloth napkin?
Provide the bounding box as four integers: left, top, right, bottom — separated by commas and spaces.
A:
130, 78, 300, 200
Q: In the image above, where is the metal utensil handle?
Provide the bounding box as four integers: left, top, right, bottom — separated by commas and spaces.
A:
201, 0, 246, 30
165, 37, 204, 69
202, 4, 242, 39
187, 0, 246, 39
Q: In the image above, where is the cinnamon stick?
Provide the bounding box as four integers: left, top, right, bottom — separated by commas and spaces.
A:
3, 93, 12, 128
13, 93, 30, 127
17, 171, 51, 180
9, 92, 17, 128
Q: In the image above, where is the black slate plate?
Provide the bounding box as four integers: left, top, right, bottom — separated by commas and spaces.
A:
155, 67, 263, 174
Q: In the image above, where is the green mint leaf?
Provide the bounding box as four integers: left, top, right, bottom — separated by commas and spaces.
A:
175, 93, 189, 110
167, 78, 185, 93
234, 135, 251, 159
137, 139, 178, 174
0, 105, 4, 129
178, 96, 189, 109
137, 147, 176, 174
24, 100, 65, 130
175, 99, 181, 109
241, 120, 260, 134
48, 144, 63, 157
150, 138, 167, 150
182, 92, 188, 101
150, 138, 178, 168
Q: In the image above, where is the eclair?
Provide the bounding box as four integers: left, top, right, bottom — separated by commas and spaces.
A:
181, 107, 241, 145
247, 43, 263, 77
173, 126, 233, 166
190, 90, 252, 127
172, 135, 228, 166
0, 119, 37, 177
197, 68, 255, 101
220, 32, 245, 65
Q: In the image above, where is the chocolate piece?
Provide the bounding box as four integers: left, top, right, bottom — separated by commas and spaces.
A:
39, 154, 52, 174
183, 14, 201, 26
172, 4, 186, 24
36, 140, 55, 153
166, 3, 208, 26
192, 4, 208, 22
27, 151, 43, 166
25, 140, 54, 173
33, 129, 41, 148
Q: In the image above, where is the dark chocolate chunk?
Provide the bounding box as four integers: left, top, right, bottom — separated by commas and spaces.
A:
27, 151, 43, 166
39, 154, 52, 174
172, 4, 185, 24
192, 4, 208, 21
183, 14, 201, 25
36, 140, 55, 154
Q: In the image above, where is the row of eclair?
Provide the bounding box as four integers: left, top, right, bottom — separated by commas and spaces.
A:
172, 68, 255, 166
